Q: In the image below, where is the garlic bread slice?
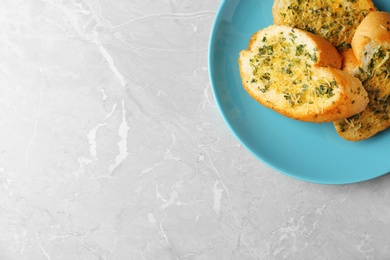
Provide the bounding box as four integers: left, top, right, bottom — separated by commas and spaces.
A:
239, 25, 368, 123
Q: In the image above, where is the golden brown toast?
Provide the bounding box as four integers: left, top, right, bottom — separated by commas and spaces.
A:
334, 12, 390, 141
238, 25, 368, 123
272, 0, 376, 52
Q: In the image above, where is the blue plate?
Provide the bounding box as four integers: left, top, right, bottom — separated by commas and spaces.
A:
208, 0, 390, 184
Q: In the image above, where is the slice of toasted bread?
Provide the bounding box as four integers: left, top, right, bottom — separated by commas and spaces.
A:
238, 25, 368, 123
334, 11, 390, 141
273, 0, 376, 52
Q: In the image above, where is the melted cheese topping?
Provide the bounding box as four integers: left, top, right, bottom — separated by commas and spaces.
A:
249, 31, 338, 112
277, 0, 374, 51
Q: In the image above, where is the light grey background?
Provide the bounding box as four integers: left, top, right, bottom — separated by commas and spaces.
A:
1, 0, 390, 259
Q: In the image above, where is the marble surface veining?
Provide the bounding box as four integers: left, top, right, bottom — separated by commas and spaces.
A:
1, 0, 390, 259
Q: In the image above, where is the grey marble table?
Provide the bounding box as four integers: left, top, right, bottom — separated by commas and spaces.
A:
1, 0, 390, 259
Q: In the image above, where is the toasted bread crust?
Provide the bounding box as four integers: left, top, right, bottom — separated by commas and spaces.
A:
334, 12, 390, 141
352, 11, 390, 67
239, 25, 368, 123
341, 49, 361, 75
273, 0, 376, 51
